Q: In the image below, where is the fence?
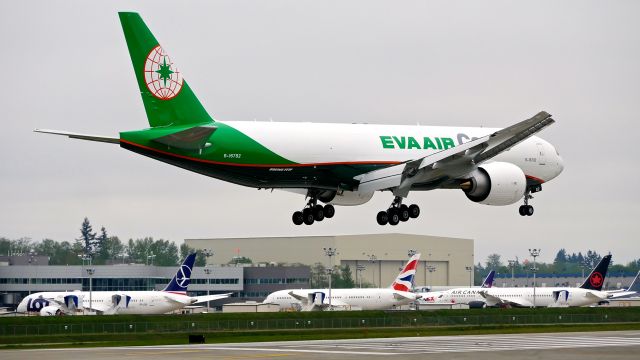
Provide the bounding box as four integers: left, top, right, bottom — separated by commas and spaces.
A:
2, 312, 639, 337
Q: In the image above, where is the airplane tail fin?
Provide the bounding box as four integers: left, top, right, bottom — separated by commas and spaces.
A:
627, 271, 640, 292
162, 252, 197, 294
481, 270, 495, 288
391, 253, 421, 291
579, 254, 611, 291
118, 12, 213, 128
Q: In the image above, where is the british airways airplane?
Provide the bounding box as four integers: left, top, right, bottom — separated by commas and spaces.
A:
16, 253, 229, 315
263, 253, 421, 311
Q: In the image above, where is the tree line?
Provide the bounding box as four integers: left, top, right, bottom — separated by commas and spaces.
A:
476, 249, 640, 284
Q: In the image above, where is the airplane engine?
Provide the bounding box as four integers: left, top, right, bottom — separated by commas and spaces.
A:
462, 162, 526, 206
468, 301, 487, 309
40, 305, 63, 316
319, 190, 374, 206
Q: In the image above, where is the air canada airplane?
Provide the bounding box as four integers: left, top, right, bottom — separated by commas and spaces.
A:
263, 253, 421, 311
16, 253, 229, 315
416, 270, 496, 308
478, 255, 614, 308
36, 12, 564, 226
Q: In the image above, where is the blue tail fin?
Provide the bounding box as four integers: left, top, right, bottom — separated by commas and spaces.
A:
579, 254, 611, 291
627, 271, 640, 292
162, 253, 196, 294
481, 270, 495, 288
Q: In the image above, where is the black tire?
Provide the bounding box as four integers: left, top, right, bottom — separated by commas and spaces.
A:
376, 211, 388, 225
399, 205, 410, 222
302, 208, 315, 225
409, 204, 420, 218
526, 205, 534, 216
313, 204, 325, 221
323, 204, 335, 218
292, 211, 303, 225
518, 205, 526, 216
388, 209, 400, 226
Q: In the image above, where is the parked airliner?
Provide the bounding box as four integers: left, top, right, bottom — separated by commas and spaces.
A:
36, 12, 564, 226
16, 253, 229, 315
416, 270, 496, 308
263, 253, 421, 311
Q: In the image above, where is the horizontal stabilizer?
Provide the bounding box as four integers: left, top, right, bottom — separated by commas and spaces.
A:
151, 125, 217, 151
34, 129, 119, 144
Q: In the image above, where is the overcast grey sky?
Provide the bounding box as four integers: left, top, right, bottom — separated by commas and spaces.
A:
1, 0, 638, 265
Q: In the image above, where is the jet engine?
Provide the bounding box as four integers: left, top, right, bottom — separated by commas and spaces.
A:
40, 305, 63, 316
468, 301, 487, 309
318, 190, 374, 206
461, 162, 526, 206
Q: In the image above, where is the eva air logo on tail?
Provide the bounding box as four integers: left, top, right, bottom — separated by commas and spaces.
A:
144, 45, 183, 100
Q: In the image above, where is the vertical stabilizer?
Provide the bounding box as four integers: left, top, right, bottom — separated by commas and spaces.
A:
118, 12, 213, 127
481, 270, 495, 288
391, 253, 421, 291
580, 254, 611, 291
163, 253, 197, 294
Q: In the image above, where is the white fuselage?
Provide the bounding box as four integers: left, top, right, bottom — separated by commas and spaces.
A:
264, 288, 416, 311
417, 287, 486, 306
17, 291, 191, 315
224, 121, 564, 185
483, 287, 609, 307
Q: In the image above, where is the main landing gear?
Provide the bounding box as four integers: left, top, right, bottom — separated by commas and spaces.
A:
292, 197, 335, 225
518, 190, 534, 216
376, 196, 420, 226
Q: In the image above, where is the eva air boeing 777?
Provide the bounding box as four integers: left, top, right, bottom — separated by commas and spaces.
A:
36, 13, 564, 226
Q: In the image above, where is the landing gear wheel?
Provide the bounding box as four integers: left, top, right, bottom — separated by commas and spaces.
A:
388, 209, 400, 226
313, 204, 325, 221
408, 204, 420, 218
525, 205, 534, 216
399, 204, 410, 222
518, 205, 526, 216
302, 208, 315, 225
292, 211, 304, 225
376, 211, 389, 225
323, 204, 335, 218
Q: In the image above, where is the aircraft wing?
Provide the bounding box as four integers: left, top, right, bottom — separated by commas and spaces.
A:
287, 291, 311, 304
192, 293, 231, 304
34, 129, 120, 144
393, 291, 419, 301
354, 111, 555, 196
479, 290, 533, 308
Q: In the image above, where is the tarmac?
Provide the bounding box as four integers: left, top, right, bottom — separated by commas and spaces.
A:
2, 330, 640, 359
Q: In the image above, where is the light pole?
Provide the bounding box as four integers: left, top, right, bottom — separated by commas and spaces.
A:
356, 264, 366, 288
426, 265, 436, 289
28, 250, 37, 295
202, 249, 214, 313
529, 248, 540, 308
367, 254, 377, 287
147, 252, 156, 290
465, 266, 473, 287
323, 247, 337, 309
508, 260, 517, 286
86, 268, 95, 313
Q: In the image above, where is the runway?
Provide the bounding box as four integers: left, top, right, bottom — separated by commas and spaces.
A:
3, 331, 640, 359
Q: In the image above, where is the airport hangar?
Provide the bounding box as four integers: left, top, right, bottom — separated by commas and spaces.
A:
186, 233, 475, 289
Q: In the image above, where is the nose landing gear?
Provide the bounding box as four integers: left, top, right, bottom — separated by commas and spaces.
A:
292, 197, 335, 225
377, 196, 420, 226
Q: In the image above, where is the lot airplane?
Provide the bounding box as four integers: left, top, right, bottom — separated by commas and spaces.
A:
36, 12, 564, 225
416, 270, 496, 308
263, 253, 421, 311
478, 255, 613, 308
16, 253, 229, 315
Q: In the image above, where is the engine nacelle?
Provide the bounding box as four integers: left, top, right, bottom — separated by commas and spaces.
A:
463, 162, 526, 206
40, 305, 63, 316
468, 301, 487, 309
320, 190, 374, 206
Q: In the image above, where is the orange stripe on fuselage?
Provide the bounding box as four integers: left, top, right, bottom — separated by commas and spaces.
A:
120, 139, 402, 168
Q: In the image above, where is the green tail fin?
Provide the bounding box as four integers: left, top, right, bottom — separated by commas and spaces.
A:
118, 12, 213, 127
